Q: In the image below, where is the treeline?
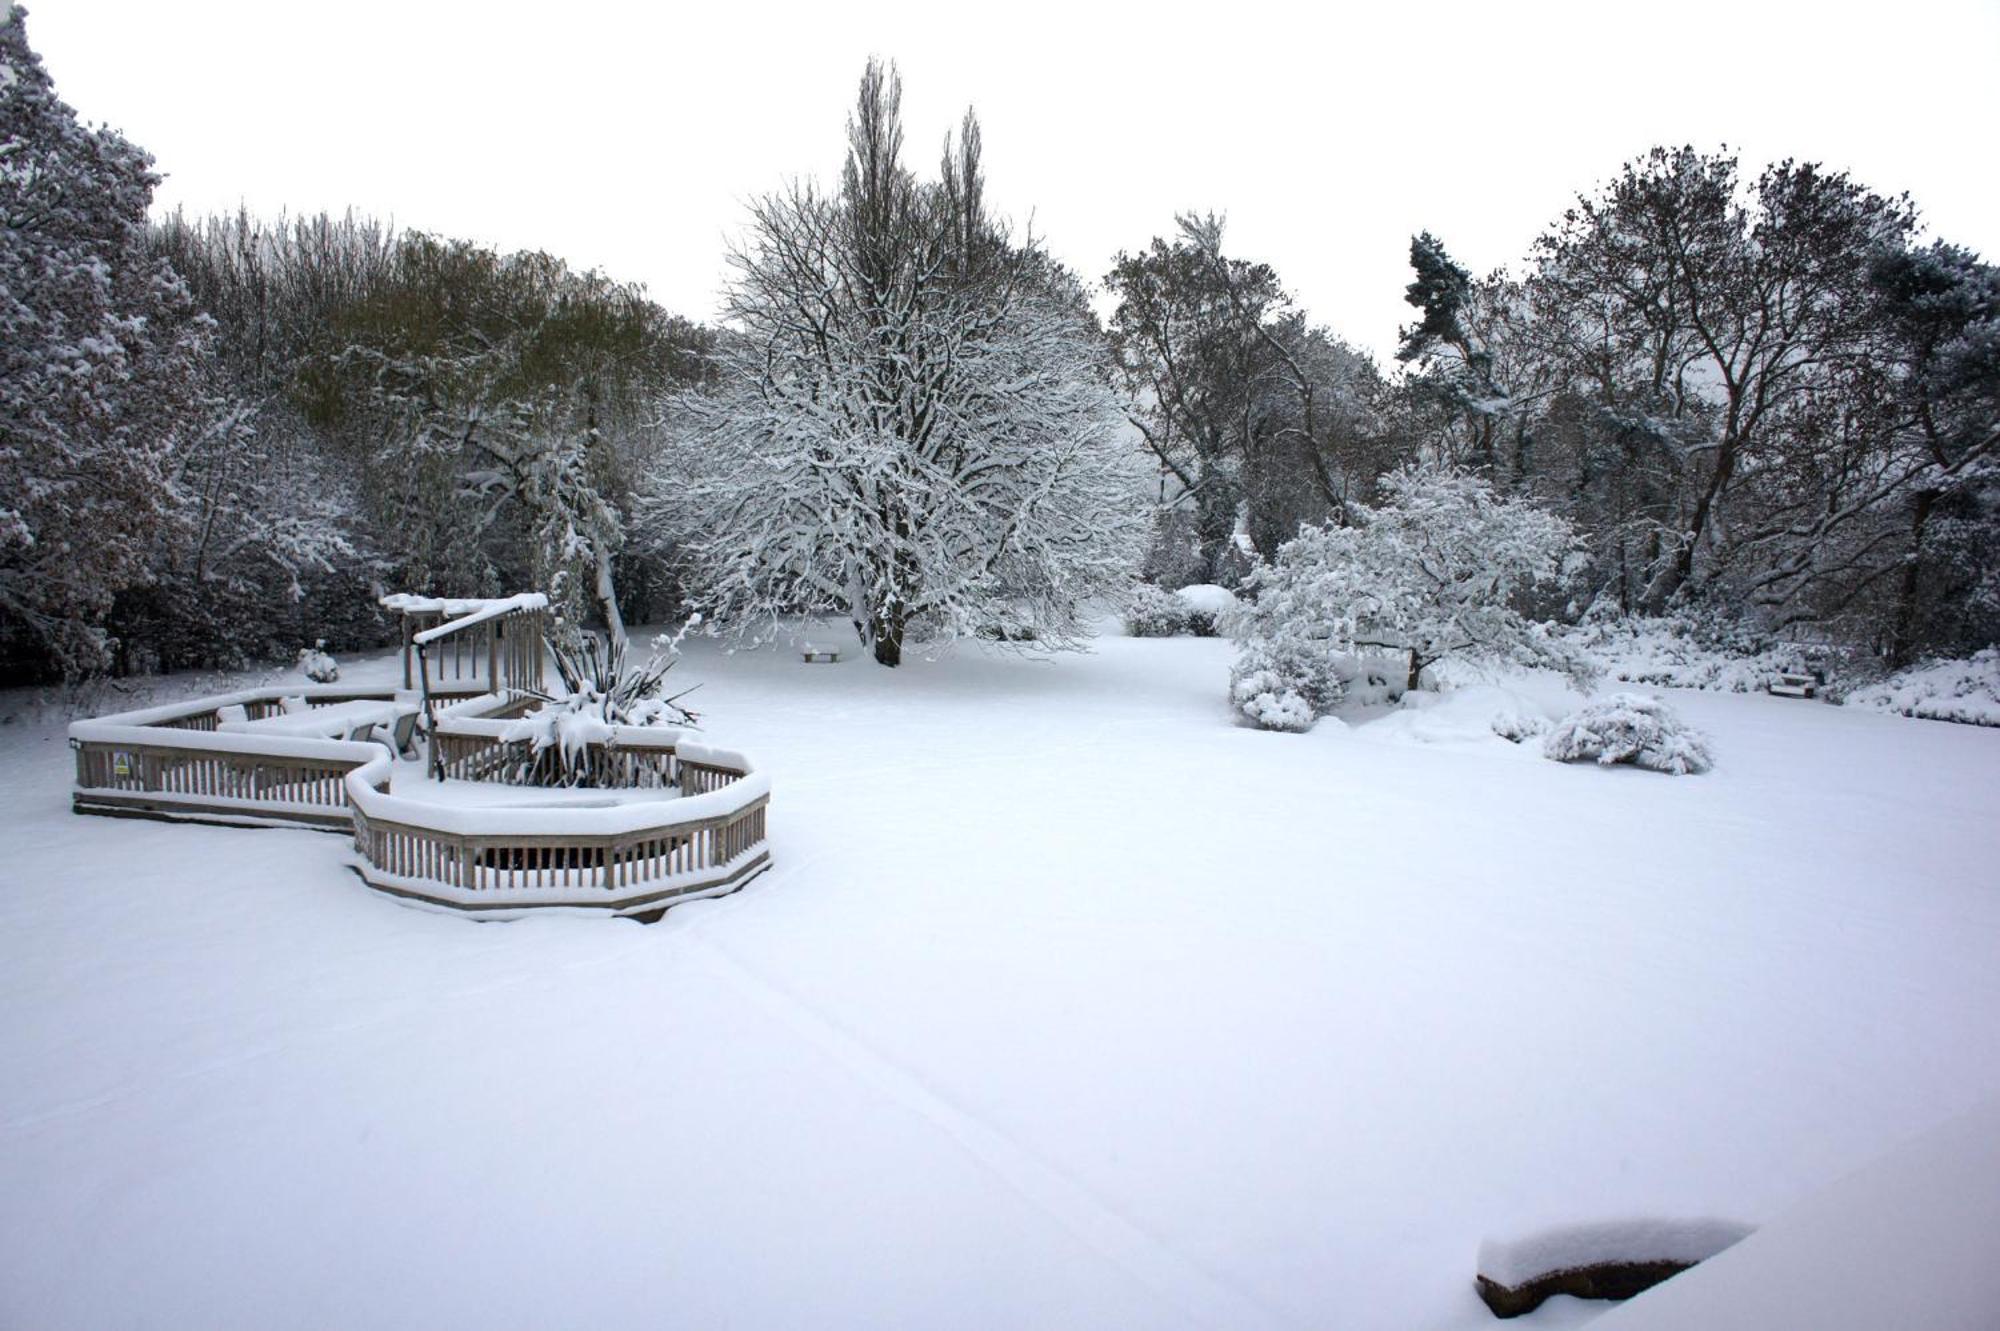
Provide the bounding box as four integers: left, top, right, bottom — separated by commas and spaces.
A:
1110, 162, 1999, 669
3, 5, 1994, 683
3, 4, 712, 682
146, 211, 712, 660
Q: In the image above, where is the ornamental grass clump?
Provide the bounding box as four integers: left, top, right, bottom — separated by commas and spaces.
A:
500, 630, 700, 787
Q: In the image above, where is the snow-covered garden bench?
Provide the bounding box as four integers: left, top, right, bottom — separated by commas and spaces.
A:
800, 646, 841, 663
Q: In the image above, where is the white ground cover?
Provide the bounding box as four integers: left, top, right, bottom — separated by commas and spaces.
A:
3, 624, 1998, 1329
1845, 647, 2000, 728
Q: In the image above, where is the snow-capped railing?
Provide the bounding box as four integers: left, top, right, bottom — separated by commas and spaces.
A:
426, 700, 743, 794
68, 684, 417, 829
73, 680, 773, 918
343, 738, 770, 920
381, 592, 549, 695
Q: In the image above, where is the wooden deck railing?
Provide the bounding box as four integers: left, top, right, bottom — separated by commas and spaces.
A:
345, 737, 771, 920
73, 680, 773, 920
69, 685, 416, 829
426, 703, 681, 790
384, 593, 550, 695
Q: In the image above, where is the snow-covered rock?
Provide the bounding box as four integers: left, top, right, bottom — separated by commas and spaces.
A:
1475, 1216, 1754, 1316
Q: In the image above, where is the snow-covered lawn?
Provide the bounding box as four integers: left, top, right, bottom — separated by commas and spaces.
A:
3, 628, 1998, 1329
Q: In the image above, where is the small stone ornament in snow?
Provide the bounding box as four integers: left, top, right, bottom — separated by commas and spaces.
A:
297, 641, 339, 683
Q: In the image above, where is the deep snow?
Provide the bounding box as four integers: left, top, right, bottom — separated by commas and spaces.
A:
3, 626, 1999, 1329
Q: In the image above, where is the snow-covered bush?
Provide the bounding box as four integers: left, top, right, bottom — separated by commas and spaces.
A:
1174, 584, 1237, 637
499, 631, 699, 787
1565, 610, 1810, 693
296, 641, 339, 683
1123, 583, 1192, 637
1227, 635, 1350, 729
1543, 693, 1714, 774
1844, 649, 2000, 727
1228, 667, 1317, 732
1228, 463, 1592, 730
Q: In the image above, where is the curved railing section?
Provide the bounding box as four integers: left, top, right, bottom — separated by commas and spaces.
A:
344, 735, 771, 920
68, 685, 423, 828
72, 682, 774, 920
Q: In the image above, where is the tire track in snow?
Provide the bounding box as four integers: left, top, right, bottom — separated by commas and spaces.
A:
676, 925, 1296, 1331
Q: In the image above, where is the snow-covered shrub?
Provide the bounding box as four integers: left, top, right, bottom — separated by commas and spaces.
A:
499, 631, 699, 787
1844, 648, 2000, 727
1489, 706, 1550, 744
1330, 654, 1409, 709
297, 641, 339, 683
1228, 464, 1591, 731
1228, 638, 1348, 730
1565, 609, 1808, 693
1455, 686, 1555, 743
1228, 667, 1316, 732
1123, 583, 1192, 638
1139, 506, 1207, 591
1543, 693, 1714, 774
976, 620, 1040, 643
1174, 584, 1237, 637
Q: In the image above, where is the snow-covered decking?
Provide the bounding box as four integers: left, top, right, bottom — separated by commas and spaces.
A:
67, 681, 771, 919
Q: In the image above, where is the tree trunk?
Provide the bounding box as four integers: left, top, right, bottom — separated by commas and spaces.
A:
593, 545, 626, 647
866, 599, 908, 667
1195, 479, 1240, 584
1407, 650, 1424, 693
1668, 435, 1742, 599
1888, 489, 1938, 669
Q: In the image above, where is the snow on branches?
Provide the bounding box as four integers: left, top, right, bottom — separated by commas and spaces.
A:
1230, 463, 1594, 729
654, 63, 1147, 666
0, 6, 217, 675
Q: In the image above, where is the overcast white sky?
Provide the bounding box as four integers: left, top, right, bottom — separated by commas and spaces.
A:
29, 0, 2000, 362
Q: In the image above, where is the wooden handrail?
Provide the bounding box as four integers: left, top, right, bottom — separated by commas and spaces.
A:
72, 678, 771, 919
